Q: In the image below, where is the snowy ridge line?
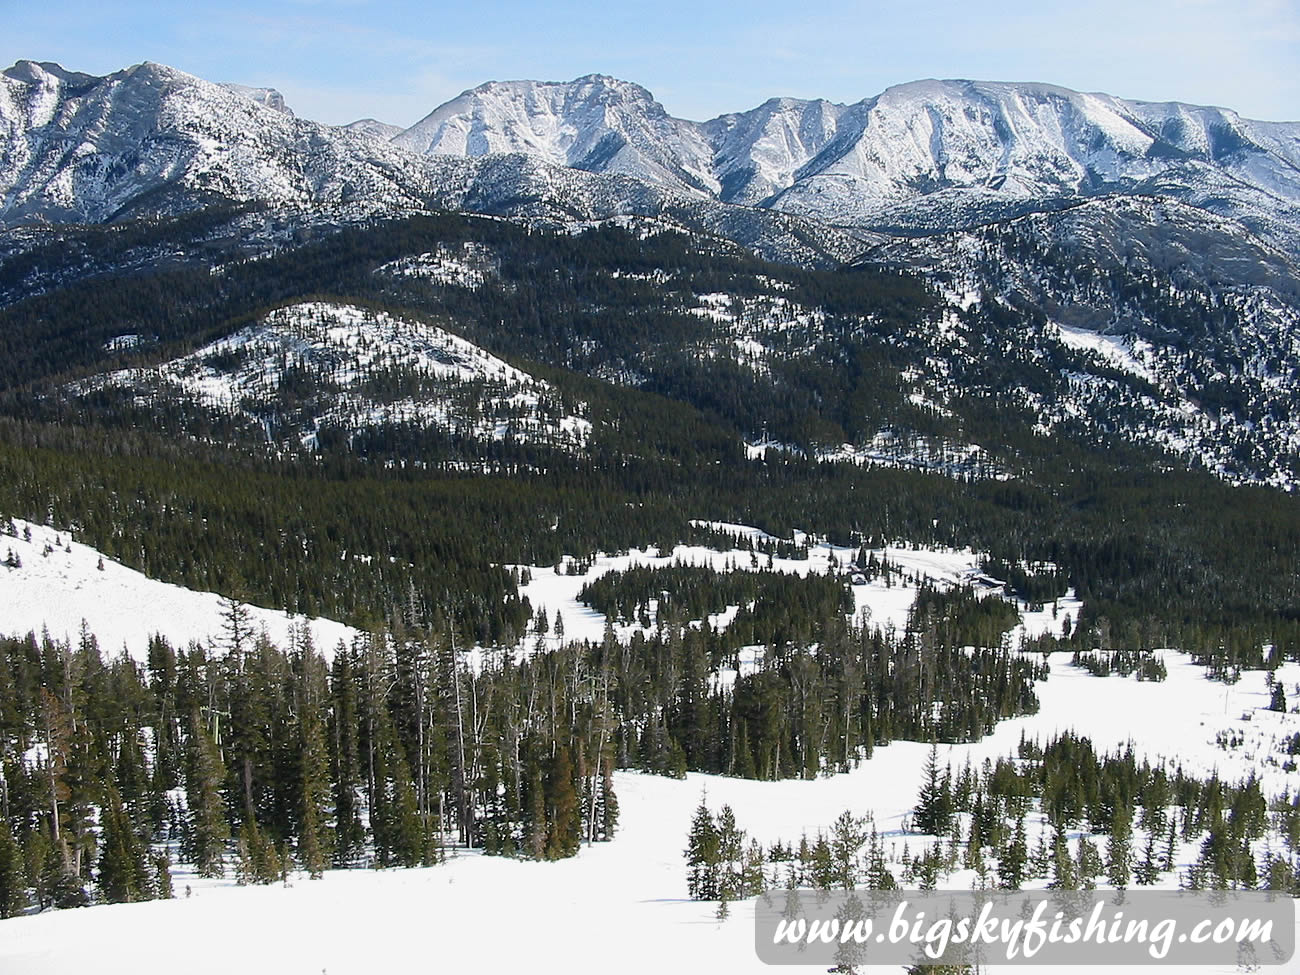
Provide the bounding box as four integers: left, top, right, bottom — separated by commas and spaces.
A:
389, 72, 1300, 257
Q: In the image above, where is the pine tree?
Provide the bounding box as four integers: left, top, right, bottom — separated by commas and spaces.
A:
186, 708, 230, 878
597, 766, 619, 842
152, 849, 173, 900
1077, 836, 1103, 890
997, 816, 1028, 890
0, 815, 27, 917
97, 783, 149, 903
1160, 817, 1178, 873
914, 741, 952, 836
1135, 831, 1160, 885
329, 650, 365, 866
297, 706, 331, 878
809, 833, 835, 891
1106, 803, 1133, 889
715, 804, 746, 898
828, 809, 868, 891
545, 744, 581, 860
389, 744, 423, 869
864, 827, 897, 890
1047, 828, 1077, 890
1270, 684, 1287, 713
685, 797, 720, 900
1030, 833, 1051, 880
235, 817, 281, 885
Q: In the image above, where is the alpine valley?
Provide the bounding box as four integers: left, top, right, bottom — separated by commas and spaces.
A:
1, 58, 1299, 974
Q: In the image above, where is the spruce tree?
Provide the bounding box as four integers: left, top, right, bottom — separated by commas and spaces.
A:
329, 650, 366, 866
186, 708, 230, 878
545, 745, 581, 860
914, 742, 952, 836
997, 816, 1027, 890
235, 817, 280, 885
297, 706, 331, 878
1077, 836, 1102, 890
1106, 803, 1133, 889
0, 815, 27, 918
97, 783, 149, 903
1135, 831, 1160, 885
152, 849, 173, 900
715, 805, 745, 898
389, 744, 423, 869
828, 809, 868, 891
685, 797, 720, 900
1047, 828, 1077, 890
1161, 818, 1178, 873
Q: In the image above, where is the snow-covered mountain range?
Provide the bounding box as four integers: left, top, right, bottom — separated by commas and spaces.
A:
397, 74, 1300, 254
4, 59, 1300, 261
3, 58, 1300, 486
0, 60, 864, 266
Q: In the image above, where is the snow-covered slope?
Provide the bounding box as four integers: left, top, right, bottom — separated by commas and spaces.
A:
703, 96, 850, 205
74, 301, 591, 451
0, 59, 459, 224
0, 517, 357, 659
338, 117, 403, 141
218, 83, 294, 116
392, 74, 1300, 257
867, 195, 1300, 488
1, 651, 1293, 975
394, 75, 720, 198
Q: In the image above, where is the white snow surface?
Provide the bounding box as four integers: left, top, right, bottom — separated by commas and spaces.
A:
509, 526, 1051, 655
1055, 322, 1158, 383
1, 651, 1296, 975
0, 518, 357, 659
0, 515, 1296, 972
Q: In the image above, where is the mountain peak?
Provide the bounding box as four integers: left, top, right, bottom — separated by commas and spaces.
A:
3, 59, 100, 88
391, 72, 713, 194
220, 83, 295, 117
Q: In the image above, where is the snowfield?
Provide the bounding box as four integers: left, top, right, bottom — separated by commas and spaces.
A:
1, 652, 1296, 975
0, 517, 1296, 974
510, 524, 1074, 654
0, 518, 358, 660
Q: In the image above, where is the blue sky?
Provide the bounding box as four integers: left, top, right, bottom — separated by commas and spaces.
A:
2, 0, 1297, 126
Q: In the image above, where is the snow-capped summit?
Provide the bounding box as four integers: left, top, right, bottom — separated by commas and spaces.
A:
385, 72, 1300, 255
340, 117, 405, 141
393, 74, 720, 197
762, 78, 1300, 246
2, 59, 1299, 264
0, 59, 465, 225
702, 96, 851, 205
220, 82, 295, 116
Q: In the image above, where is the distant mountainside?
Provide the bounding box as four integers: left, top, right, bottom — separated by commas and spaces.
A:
4, 60, 1299, 258
396, 74, 1300, 255
0, 60, 863, 266
1, 58, 1298, 493
219, 82, 294, 116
